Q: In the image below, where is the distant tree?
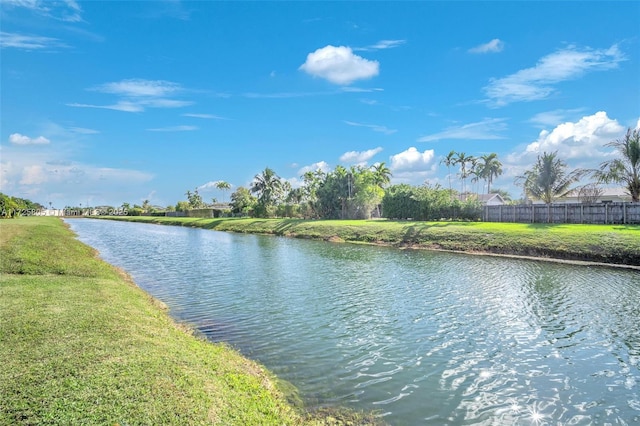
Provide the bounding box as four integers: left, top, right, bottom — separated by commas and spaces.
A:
577, 183, 604, 203
175, 201, 191, 212
477, 153, 503, 194
454, 152, 475, 195
186, 188, 204, 208
440, 150, 457, 199
371, 162, 392, 188
593, 128, 640, 202
142, 199, 151, 212
251, 167, 283, 216
215, 181, 232, 203
230, 187, 257, 216
515, 151, 585, 204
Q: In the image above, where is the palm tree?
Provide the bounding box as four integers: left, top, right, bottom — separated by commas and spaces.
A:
515, 151, 585, 204
250, 167, 283, 207
440, 150, 456, 198
477, 153, 503, 194
593, 128, 640, 202
215, 181, 232, 203
371, 162, 392, 188
454, 152, 474, 195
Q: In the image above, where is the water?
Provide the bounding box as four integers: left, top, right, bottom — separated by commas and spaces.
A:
66, 218, 640, 425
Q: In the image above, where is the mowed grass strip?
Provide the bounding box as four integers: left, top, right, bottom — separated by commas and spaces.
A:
103, 216, 640, 266
1, 217, 379, 425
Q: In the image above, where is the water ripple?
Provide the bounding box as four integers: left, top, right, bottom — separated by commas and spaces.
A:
66, 219, 640, 425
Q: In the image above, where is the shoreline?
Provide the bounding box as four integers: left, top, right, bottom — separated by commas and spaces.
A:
1, 217, 382, 425
95, 216, 640, 270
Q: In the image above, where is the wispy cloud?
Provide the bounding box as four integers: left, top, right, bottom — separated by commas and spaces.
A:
299, 45, 379, 85
146, 125, 198, 132
2, 0, 83, 22
528, 108, 585, 128
469, 38, 504, 54
243, 91, 332, 99
340, 87, 384, 93
93, 79, 181, 97
66, 102, 145, 112
9, 133, 50, 145
344, 121, 396, 135
68, 79, 192, 113
68, 127, 100, 134
354, 39, 406, 51
418, 118, 508, 142
0, 32, 69, 49
484, 44, 625, 107
182, 113, 229, 120
340, 147, 383, 164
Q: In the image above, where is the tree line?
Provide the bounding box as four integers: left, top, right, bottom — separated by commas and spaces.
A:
3, 128, 636, 220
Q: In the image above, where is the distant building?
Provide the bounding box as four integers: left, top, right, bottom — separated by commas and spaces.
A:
458, 193, 506, 206
531, 187, 632, 204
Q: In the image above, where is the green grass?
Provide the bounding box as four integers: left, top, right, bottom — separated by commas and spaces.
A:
0, 217, 382, 425
102, 216, 640, 266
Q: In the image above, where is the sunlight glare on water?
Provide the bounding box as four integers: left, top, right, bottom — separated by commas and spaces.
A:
66, 219, 640, 425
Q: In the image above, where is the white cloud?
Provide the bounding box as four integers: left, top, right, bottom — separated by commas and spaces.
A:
1, 0, 83, 22
299, 45, 379, 85
68, 127, 100, 134
146, 125, 198, 132
340, 147, 383, 164
182, 113, 228, 120
528, 109, 585, 128
298, 161, 331, 176
523, 111, 624, 160
9, 133, 51, 145
390, 147, 435, 171
469, 38, 504, 54
354, 39, 406, 51
484, 44, 625, 106
343, 121, 396, 135
93, 79, 181, 97
67, 101, 145, 112
0, 32, 69, 49
418, 118, 508, 142
340, 87, 384, 93
19, 165, 47, 185
69, 79, 191, 113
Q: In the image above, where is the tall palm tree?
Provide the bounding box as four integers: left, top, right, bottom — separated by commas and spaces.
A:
593, 128, 640, 202
440, 150, 456, 198
371, 162, 392, 188
251, 167, 283, 206
478, 153, 503, 194
215, 181, 231, 203
454, 152, 474, 195
515, 151, 584, 204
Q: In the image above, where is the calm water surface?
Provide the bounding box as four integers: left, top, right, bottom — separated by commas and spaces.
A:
66, 219, 640, 425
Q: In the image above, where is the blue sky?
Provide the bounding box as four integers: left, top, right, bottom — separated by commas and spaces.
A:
1, 0, 639, 208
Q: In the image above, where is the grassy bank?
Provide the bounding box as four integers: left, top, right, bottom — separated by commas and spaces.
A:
0, 217, 379, 425
103, 216, 640, 267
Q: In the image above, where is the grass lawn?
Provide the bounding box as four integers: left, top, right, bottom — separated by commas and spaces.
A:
102, 216, 640, 267
0, 217, 380, 425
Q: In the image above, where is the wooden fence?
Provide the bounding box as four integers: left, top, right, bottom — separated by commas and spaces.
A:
483, 202, 640, 224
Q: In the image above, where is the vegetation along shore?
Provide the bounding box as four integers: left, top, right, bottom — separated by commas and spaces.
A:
0, 217, 381, 425
101, 216, 640, 268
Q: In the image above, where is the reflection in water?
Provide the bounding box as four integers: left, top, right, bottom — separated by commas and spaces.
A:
67, 219, 640, 425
